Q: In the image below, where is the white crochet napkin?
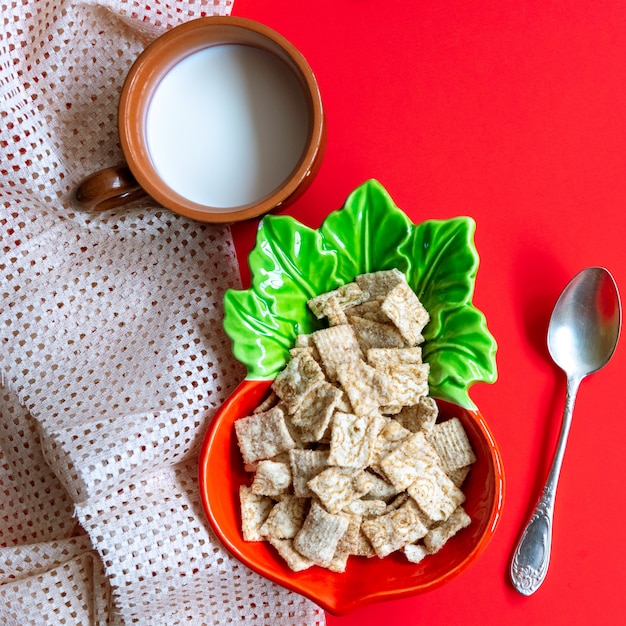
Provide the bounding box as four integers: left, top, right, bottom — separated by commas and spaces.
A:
0, 2, 325, 624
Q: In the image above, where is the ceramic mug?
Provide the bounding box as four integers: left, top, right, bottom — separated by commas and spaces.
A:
72, 17, 326, 223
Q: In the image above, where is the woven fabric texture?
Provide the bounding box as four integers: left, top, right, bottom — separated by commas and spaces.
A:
0, 2, 325, 624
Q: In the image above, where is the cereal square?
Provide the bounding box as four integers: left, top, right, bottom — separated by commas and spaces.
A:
369, 419, 412, 469
350, 316, 406, 351
379, 362, 430, 406
293, 501, 350, 567
381, 281, 430, 346
356, 269, 406, 298
447, 465, 471, 488
367, 347, 429, 406
407, 464, 466, 523
336, 360, 390, 415
329, 412, 385, 469
271, 351, 326, 413
404, 543, 429, 564
342, 498, 387, 518
239, 485, 274, 542
328, 513, 362, 573
307, 466, 368, 514
312, 324, 363, 381
250, 460, 292, 496
235, 406, 297, 465
426, 417, 476, 472
367, 346, 424, 367
379, 432, 440, 491
361, 498, 428, 558
423, 506, 472, 553
268, 537, 314, 571
345, 299, 390, 324
354, 470, 398, 500
290, 381, 343, 442
259, 495, 308, 539
307, 282, 370, 318
394, 396, 439, 432
320, 294, 348, 326
289, 449, 330, 497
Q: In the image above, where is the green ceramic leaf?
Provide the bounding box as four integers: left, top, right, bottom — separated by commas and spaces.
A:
318, 180, 414, 278
223, 179, 497, 408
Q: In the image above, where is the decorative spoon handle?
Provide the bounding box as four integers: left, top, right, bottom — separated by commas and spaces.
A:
510, 484, 555, 594
510, 375, 580, 595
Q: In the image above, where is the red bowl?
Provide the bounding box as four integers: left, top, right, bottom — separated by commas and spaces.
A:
198, 379, 505, 615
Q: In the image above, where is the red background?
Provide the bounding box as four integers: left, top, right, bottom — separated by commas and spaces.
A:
231, 2, 626, 624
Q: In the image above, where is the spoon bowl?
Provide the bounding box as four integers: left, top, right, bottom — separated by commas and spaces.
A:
510, 266, 621, 595
548, 267, 621, 378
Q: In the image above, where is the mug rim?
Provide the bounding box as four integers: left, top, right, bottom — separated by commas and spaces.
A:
118, 16, 325, 223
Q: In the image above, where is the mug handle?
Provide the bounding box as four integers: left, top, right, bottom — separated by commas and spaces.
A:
72, 164, 147, 211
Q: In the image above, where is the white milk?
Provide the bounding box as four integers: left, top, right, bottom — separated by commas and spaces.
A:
145, 44, 310, 210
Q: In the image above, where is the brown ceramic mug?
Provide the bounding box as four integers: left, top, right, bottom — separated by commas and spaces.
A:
72, 16, 325, 223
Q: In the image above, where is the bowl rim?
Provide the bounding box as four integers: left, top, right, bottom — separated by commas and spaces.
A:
198, 379, 506, 615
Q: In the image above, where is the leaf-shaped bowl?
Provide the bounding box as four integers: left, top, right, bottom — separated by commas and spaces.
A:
222, 179, 497, 408
198, 180, 505, 614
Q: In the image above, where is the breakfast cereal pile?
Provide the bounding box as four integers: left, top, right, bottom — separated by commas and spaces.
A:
234, 269, 475, 572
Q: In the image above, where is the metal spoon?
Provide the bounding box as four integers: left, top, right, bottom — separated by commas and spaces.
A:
510, 266, 621, 595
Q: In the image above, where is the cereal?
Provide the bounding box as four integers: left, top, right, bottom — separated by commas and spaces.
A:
307, 466, 368, 514
345, 299, 389, 324
361, 498, 428, 558
379, 432, 440, 491
406, 464, 466, 523
320, 294, 349, 326
354, 470, 397, 500
380, 281, 429, 346
290, 381, 343, 442
426, 417, 477, 473
369, 419, 412, 470
307, 282, 370, 318
239, 485, 274, 542
350, 316, 406, 351
267, 537, 314, 572
378, 361, 430, 407
355, 268, 406, 298
259, 495, 308, 539
404, 543, 429, 564
289, 449, 330, 498
367, 348, 430, 406
293, 501, 350, 568
367, 346, 424, 367
328, 412, 385, 469
447, 465, 471, 488
271, 351, 325, 413
394, 396, 439, 432
234, 406, 297, 465
335, 360, 390, 416
250, 460, 292, 497
234, 270, 477, 571
312, 324, 363, 381
342, 498, 387, 518
327, 513, 362, 573
423, 506, 472, 553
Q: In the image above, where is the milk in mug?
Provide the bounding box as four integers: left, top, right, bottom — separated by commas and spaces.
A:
145, 44, 310, 209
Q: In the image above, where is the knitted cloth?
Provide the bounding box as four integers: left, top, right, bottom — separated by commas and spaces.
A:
0, 2, 324, 624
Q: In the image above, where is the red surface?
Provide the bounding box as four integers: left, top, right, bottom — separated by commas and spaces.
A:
199, 382, 504, 615
229, 2, 626, 624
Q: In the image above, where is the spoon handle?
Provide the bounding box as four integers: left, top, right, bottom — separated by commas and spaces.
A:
510, 375, 581, 595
